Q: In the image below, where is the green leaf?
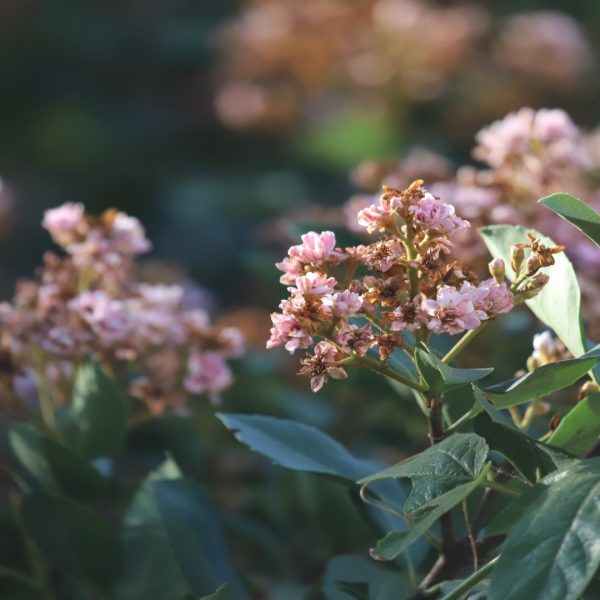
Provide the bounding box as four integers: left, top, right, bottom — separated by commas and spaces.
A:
153, 479, 247, 598
414, 344, 493, 397
218, 413, 410, 538
472, 387, 573, 482
68, 359, 127, 458
548, 393, 600, 456
323, 554, 406, 600
373, 464, 490, 561
539, 192, 600, 248
359, 433, 488, 514
479, 225, 586, 357
113, 459, 246, 600
8, 423, 105, 500
218, 413, 375, 482
489, 458, 600, 600
200, 585, 234, 600
20, 494, 121, 591
484, 345, 600, 408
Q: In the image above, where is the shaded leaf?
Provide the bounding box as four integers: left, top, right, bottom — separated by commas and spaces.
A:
414, 344, 493, 397
484, 346, 600, 407
490, 459, 600, 600
20, 494, 121, 591
218, 413, 376, 482
9, 423, 105, 500
548, 393, 600, 456
322, 554, 406, 600
113, 459, 246, 600
199, 584, 234, 600
373, 465, 490, 560
473, 386, 575, 482
479, 225, 586, 357
68, 360, 127, 458
153, 479, 247, 598
359, 433, 488, 514
539, 193, 600, 248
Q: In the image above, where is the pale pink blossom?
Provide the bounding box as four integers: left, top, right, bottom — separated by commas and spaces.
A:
68, 291, 130, 346
464, 280, 513, 314
357, 203, 393, 233
322, 290, 363, 317
409, 193, 470, 236
288, 231, 344, 264
275, 256, 304, 285
391, 297, 424, 331
184, 351, 233, 403
421, 285, 486, 335
289, 272, 337, 296
474, 108, 534, 167
266, 313, 312, 353
42, 202, 87, 246
218, 327, 246, 358
110, 212, 152, 255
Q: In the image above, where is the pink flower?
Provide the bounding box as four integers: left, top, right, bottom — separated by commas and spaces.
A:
218, 327, 246, 358
465, 279, 513, 314
266, 313, 313, 353
184, 351, 233, 403
335, 323, 374, 356
42, 202, 87, 246
289, 272, 337, 296
409, 193, 470, 236
288, 231, 343, 264
110, 212, 152, 255
275, 256, 304, 285
322, 290, 363, 317
533, 109, 578, 144
421, 285, 486, 335
298, 341, 348, 392
68, 291, 130, 345
474, 108, 534, 167
391, 297, 424, 331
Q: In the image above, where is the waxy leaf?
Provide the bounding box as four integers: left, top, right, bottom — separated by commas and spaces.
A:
68, 359, 127, 458
539, 192, 600, 248
218, 414, 409, 537
373, 465, 490, 560
490, 458, 600, 600
479, 225, 586, 357
484, 345, 600, 407
9, 423, 105, 500
322, 554, 406, 600
548, 393, 600, 456
359, 433, 488, 513
114, 459, 246, 600
219, 413, 377, 482
472, 386, 574, 482
414, 344, 493, 397
21, 494, 121, 591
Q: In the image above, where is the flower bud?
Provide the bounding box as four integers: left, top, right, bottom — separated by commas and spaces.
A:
578, 380, 600, 401
526, 355, 539, 372
525, 254, 542, 276
488, 258, 506, 283
510, 245, 525, 274
519, 272, 550, 299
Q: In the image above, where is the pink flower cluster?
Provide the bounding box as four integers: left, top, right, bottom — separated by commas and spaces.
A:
268, 181, 518, 392
0, 203, 244, 412
345, 107, 600, 335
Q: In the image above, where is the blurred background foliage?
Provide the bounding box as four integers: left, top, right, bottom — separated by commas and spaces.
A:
1, 0, 600, 597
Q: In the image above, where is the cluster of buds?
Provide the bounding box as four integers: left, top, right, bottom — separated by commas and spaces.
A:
0, 203, 244, 412
266, 180, 551, 392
